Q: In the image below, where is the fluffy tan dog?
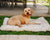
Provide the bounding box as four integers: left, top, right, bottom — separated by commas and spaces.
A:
7, 8, 40, 27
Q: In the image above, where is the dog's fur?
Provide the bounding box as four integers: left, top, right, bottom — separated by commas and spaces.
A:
7, 8, 40, 27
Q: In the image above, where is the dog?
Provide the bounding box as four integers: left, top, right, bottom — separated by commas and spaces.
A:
7, 8, 40, 27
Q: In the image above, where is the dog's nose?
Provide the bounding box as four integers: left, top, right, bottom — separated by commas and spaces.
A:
27, 12, 29, 14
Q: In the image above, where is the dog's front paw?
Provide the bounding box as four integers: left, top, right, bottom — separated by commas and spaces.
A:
25, 22, 30, 25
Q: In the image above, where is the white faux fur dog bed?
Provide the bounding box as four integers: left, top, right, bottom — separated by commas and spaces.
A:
0, 17, 50, 32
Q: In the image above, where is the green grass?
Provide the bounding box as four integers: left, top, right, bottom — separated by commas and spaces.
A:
0, 31, 50, 35
0, 16, 50, 35
41, 3, 49, 7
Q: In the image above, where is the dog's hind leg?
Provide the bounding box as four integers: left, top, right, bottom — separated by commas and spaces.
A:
15, 20, 22, 27
30, 22, 41, 25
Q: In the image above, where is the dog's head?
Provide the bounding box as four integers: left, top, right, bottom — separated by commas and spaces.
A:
24, 8, 33, 16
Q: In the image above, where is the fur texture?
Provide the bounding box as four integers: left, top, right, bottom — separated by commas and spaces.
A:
7, 8, 33, 27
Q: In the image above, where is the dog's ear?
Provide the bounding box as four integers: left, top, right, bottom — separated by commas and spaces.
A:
30, 9, 33, 16
22, 13, 26, 17
31, 9, 33, 14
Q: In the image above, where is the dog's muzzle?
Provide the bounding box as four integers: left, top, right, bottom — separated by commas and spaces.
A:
27, 12, 30, 16
27, 12, 29, 14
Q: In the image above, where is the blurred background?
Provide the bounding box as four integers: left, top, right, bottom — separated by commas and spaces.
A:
0, 0, 50, 17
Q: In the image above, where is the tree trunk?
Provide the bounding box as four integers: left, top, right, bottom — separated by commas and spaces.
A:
48, 2, 50, 14
34, 0, 36, 6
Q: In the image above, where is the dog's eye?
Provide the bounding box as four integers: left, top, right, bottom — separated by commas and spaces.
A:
28, 10, 30, 11
25, 10, 27, 12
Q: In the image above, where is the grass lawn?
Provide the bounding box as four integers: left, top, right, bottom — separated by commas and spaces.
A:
41, 3, 49, 7
0, 16, 50, 35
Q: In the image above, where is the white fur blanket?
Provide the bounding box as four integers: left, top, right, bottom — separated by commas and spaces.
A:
0, 17, 50, 32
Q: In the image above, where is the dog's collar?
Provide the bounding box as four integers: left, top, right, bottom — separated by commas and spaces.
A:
22, 14, 30, 18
